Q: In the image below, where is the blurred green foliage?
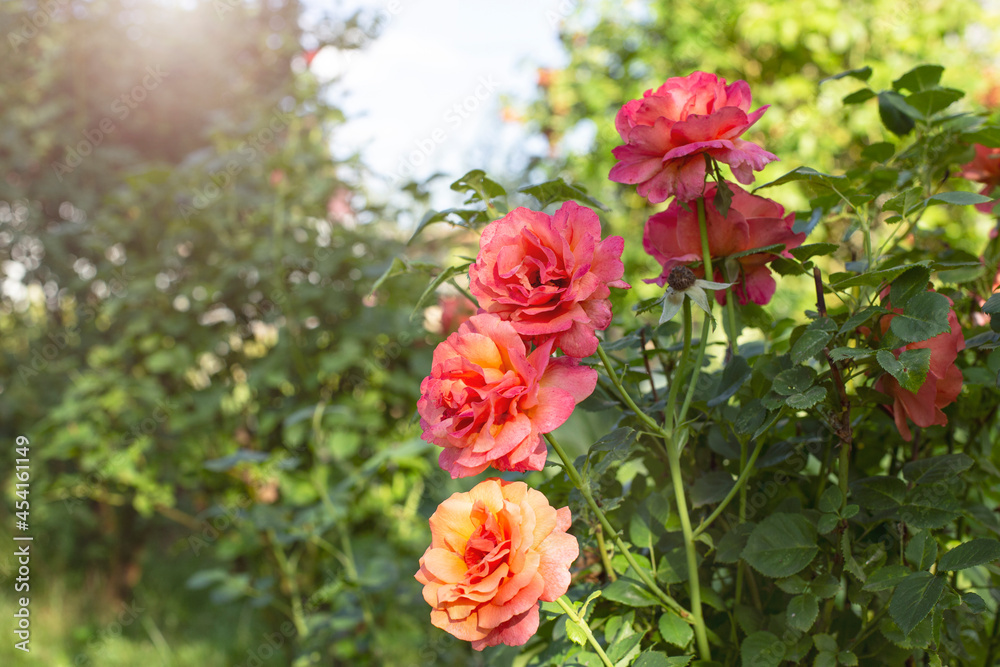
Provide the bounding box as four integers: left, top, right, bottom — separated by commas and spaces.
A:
0, 1, 480, 664
2, 0, 999, 665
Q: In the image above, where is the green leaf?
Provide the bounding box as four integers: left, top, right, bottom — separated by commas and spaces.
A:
842, 88, 875, 105
658, 612, 693, 648
810, 574, 841, 599
411, 263, 473, 318
822, 66, 873, 83
742, 631, 785, 667
878, 91, 918, 135
963, 592, 987, 613
691, 470, 736, 508
817, 513, 839, 535
603, 577, 660, 607
565, 617, 588, 645
937, 538, 1000, 571
203, 449, 270, 472
607, 631, 644, 665
742, 513, 819, 578
813, 633, 838, 653
450, 169, 506, 201
850, 476, 907, 510
707, 355, 752, 407
905, 531, 938, 571
789, 243, 840, 261
876, 348, 931, 393
963, 125, 1000, 147
889, 266, 931, 308
928, 191, 994, 206
889, 571, 944, 636
838, 305, 886, 334
775, 575, 808, 594
893, 65, 944, 92
819, 486, 844, 514
634, 653, 692, 667
906, 88, 963, 117
899, 485, 960, 529
590, 428, 638, 478
785, 385, 826, 409
814, 653, 837, 667
888, 291, 952, 343
519, 177, 608, 211
861, 142, 895, 162
828, 347, 875, 362
717, 522, 755, 563
984, 293, 1000, 315
902, 453, 974, 485
831, 264, 926, 290
791, 330, 833, 364
772, 366, 816, 396
838, 650, 859, 666
755, 166, 847, 191
370, 256, 408, 293
786, 592, 819, 631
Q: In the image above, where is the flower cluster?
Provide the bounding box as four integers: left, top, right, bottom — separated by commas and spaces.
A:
416, 201, 627, 649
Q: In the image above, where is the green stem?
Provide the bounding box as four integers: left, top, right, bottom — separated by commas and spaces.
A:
667, 447, 712, 661
696, 197, 714, 279
596, 343, 667, 437
678, 314, 712, 426
595, 524, 617, 582
556, 596, 614, 667
839, 440, 851, 505
692, 436, 762, 538
664, 298, 693, 433
725, 291, 740, 355
544, 432, 691, 619
267, 530, 309, 638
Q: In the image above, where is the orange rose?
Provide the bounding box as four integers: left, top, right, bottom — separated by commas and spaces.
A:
415, 479, 579, 650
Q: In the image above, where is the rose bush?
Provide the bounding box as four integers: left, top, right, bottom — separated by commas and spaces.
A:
396, 62, 1000, 667
417, 313, 597, 477
609, 70, 777, 203
469, 201, 629, 358
414, 478, 579, 650
643, 181, 804, 304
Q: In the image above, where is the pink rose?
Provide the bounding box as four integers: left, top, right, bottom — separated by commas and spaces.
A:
609, 71, 778, 203
418, 313, 597, 478
960, 144, 1000, 214
415, 479, 579, 650
469, 202, 630, 358
873, 298, 965, 441
643, 182, 805, 305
